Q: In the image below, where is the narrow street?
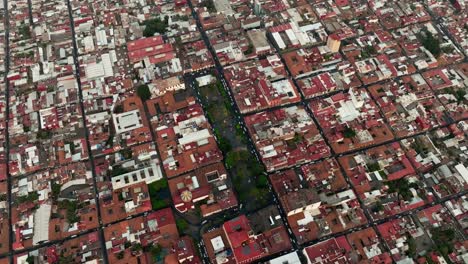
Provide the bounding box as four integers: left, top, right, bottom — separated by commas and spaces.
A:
2, 0, 12, 262
65, 0, 109, 262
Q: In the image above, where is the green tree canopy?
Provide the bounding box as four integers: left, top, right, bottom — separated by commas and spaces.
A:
137, 84, 151, 101
343, 127, 356, 138
143, 17, 168, 37
420, 31, 441, 57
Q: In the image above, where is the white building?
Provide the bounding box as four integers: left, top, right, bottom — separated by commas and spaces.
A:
112, 109, 143, 134
111, 161, 164, 190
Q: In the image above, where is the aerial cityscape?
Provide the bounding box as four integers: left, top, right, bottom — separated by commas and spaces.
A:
0, 0, 466, 263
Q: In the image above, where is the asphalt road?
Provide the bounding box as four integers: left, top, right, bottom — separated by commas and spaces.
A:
2, 0, 13, 262
65, 0, 109, 262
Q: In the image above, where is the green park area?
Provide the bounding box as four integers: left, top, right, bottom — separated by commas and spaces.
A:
142, 17, 168, 37
148, 179, 170, 210
198, 78, 272, 212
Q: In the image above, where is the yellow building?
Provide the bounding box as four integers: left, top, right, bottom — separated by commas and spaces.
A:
327, 34, 341, 53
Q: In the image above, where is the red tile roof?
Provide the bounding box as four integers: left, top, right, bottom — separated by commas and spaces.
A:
127, 36, 174, 63
127, 36, 164, 51
223, 216, 251, 248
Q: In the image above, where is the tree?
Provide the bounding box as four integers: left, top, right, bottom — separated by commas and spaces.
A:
412, 139, 428, 154
364, 45, 377, 55
256, 175, 268, 188
244, 44, 254, 55
114, 104, 124, 113
225, 151, 241, 168
68, 141, 76, 153
407, 235, 417, 257
176, 218, 188, 232
217, 136, 232, 153
131, 243, 143, 252
136, 84, 151, 101
18, 24, 31, 39
143, 18, 168, 37
455, 89, 466, 102
119, 148, 133, 159
110, 165, 130, 177
366, 162, 380, 172
46, 85, 55, 92
57, 200, 81, 224
151, 199, 168, 209
124, 241, 132, 249
420, 31, 441, 57
51, 182, 62, 200
343, 127, 356, 138
293, 132, 303, 143
431, 227, 455, 243
148, 179, 169, 210
175, 36, 182, 45
147, 244, 162, 261
17, 192, 39, 204
431, 227, 456, 256
373, 201, 384, 213
201, 0, 216, 12
105, 133, 114, 147
387, 178, 418, 201
37, 129, 52, 139
249, 161, 264, 176
26, 256, 34, 264
441, 45, 454, 54
148, 179, 168, 192
116, 251, 125, 259
58, 254, 74, 264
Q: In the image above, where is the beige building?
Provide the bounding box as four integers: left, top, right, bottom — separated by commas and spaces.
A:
327, 34, 341, 53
